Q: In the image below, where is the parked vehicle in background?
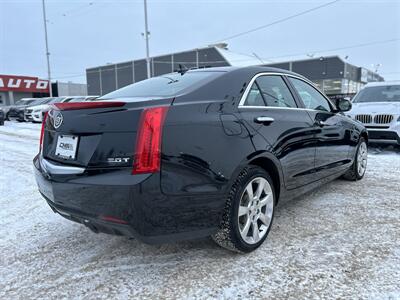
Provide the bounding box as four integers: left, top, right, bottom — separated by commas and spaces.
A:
26, 97, 69, 123
0, 108, 5, 125
346, 81, 400, 145
1, 98, 34, 120
4, 98, 37, 120
25, 97, 55, 122
26, 96, 98, 123
34, 66, 368, 253
7, 98, 44, 122
64, 95, 99, 102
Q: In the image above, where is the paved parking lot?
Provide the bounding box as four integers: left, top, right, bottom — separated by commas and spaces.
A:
1, 121, 399, 299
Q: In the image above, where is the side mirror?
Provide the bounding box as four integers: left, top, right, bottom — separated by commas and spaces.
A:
335, 98, 352, 112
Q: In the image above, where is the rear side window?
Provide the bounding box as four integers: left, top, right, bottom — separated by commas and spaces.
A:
256, 76, 297, 108
100, 71, 224, 99
243, 75, 297, 108
243, 83, 265, 106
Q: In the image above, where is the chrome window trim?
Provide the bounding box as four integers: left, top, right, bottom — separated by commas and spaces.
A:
238, 105, 334, 115
238, 105, 315, 112
238, 72, 336, 111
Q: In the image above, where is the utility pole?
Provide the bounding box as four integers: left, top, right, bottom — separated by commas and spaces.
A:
143, 0, 151, 79
42, 0, 52, 96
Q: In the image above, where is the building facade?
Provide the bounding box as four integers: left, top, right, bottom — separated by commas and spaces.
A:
86, 46, 230, 96
0, 74, 50, 106
53, 81, 88, 97
86, 46, 384, 98
0, 74, 89, 106
264, 56, 384, 99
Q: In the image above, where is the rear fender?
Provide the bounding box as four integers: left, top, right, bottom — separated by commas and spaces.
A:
228, 150, 285, 204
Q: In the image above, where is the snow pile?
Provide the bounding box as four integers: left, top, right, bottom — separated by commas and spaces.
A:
0, 121, 399, 299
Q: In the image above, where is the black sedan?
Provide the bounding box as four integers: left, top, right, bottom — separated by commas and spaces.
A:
33, 66, 368, 252
7, 98, 44, 122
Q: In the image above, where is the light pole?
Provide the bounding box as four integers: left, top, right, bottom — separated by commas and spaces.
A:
42, 0, 52, 96
143, 0, 151, 79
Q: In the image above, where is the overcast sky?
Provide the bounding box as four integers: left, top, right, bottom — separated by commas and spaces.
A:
1, 0, 399, 83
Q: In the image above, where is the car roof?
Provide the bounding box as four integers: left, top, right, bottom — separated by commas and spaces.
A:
364, 81, 400, 88
183, 66, 308, 83
189, 65, 298, 75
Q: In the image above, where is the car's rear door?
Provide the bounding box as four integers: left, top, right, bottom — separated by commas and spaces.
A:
238, 74, 317, 190
287, 76, 352, 178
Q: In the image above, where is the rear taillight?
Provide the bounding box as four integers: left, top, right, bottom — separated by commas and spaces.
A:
39, 111, 48, 153
132, 106, 169, 174
52, 101, 125, 111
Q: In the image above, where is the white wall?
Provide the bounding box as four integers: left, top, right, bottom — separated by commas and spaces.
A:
56, 82, 87, 96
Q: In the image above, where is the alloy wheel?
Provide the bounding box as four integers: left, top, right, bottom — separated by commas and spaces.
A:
237, 177, 274, 245
357, 141, 368, 177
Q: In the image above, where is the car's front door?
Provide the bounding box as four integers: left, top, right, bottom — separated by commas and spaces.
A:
238, 74, 317, 190
287, 76, 352, 178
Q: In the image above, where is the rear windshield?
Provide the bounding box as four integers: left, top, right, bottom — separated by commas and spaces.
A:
353, 85, 400, 103
100, 71, 224, 99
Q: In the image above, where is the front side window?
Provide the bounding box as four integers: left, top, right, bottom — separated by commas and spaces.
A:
289, 77, 332, 112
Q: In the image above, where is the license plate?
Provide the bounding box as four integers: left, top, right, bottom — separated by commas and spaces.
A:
55, 135, 79, 159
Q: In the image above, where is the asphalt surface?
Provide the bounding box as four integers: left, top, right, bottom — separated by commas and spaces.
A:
1, 122, 399, 299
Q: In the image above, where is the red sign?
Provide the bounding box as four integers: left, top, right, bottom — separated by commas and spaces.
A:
0, 75, 49, 93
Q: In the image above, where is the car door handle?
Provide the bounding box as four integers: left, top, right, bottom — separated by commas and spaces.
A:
315, 120, 328, 127
254, 116, 274, 125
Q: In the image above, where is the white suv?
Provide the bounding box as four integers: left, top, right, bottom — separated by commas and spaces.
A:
25, 97, 67, 123
346, 81, 400, 145
26, 96, 98, 122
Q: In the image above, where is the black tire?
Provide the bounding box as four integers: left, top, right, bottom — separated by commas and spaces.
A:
343, 137, 367, 181
0, 121, 4, 126
212, 166, 276, 253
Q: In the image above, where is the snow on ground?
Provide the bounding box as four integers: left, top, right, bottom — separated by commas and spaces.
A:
0, 121, 399, 299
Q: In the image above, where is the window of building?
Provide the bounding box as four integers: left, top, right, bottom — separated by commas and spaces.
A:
322, 79, 342, 94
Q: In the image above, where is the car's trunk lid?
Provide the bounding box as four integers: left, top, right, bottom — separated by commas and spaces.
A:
42, 98, 172, 169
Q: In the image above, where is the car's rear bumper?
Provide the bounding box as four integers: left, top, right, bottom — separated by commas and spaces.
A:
33, 155, 222, 244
